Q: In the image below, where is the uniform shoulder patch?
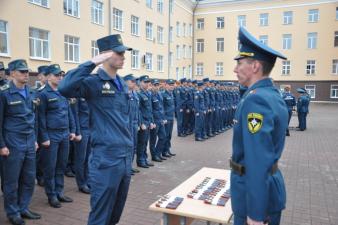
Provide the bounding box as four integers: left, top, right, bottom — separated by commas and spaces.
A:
0, 84, 10, 91
249, 89, 256, 94
247, 113, 263, 134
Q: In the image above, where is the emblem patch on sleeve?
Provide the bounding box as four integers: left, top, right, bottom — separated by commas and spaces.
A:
247, 113, 263, 134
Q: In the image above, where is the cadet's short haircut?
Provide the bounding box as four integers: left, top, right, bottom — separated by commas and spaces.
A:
245, 57, 274, 76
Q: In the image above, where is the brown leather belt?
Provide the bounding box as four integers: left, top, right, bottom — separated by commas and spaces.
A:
230, 159, 278, 176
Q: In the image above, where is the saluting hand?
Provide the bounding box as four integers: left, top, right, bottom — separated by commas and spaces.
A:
42, 140, 50, 148
91, 52, 114, 66
0, 147, 10, 156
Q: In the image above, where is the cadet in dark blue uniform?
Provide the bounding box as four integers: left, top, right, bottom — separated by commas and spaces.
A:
38, 64, 76, 208
137, 75, 155, 168
124, 74, 141, 175
184, 80, 194, 135
58, 35, 134, 225
174, 78, 187, 137
194, 82, 206, 141
297, 88, 310, 131
149, 79, 167, 162
0, 61, 8, 86
282, 86, 296, 136
230, 27, 288, 225
162, 79, 176, 157
0, 59, 41, 225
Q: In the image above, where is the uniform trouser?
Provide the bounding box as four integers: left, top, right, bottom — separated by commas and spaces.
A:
1, 132, 36, 218
131, 123, 138, 165
205, 111, 212, 135
164, 120, 174, 155
87, 153, 131, 225
221, 109, 226, 130
286, 109, 292, 134
36, 148, 44, 183
150, 122, 166, 158
298, 112, 307, 131
176, 109, 184, 135
183, 110, 193, 133
213, 109, 220, 132
40, 130, 69, 199
74, 129, 91, 189
66, 141, 75, 173
233, 212, 281, 225
194, 112, 205, 139
136, 128, 150, 165
0, 158, 3, 192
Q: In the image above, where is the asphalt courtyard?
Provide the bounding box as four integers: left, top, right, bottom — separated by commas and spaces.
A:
1, 103, 338, 225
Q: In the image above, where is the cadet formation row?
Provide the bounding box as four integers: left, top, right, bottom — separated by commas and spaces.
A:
0, 60, 239, 225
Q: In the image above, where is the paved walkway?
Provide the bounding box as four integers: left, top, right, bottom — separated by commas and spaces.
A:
1, 103, 337, 225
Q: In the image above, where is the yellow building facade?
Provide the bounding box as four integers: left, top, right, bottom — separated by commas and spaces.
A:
1, 0, 338, 101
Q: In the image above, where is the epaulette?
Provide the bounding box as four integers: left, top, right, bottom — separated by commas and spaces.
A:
0, 84, 10, 91
37, 85, 46, 92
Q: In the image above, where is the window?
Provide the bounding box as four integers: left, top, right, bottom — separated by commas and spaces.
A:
28, 0, 48, 7
216, 62, 224, 76
63, 0, 79, 17
91, 0, 103, 25
182, 45, 186, 58
29, 27, 50, 60
330, 85, 338, 98
306, 60, 316, 75
169, 0, 174, 14
157, 0, 163, 14
216, 38, 224, 52
157, 55, 164, 72
260, 13, 269, 26
169, 26, 173, 42
182, 67, 186, 78
283, 11, 293, 25
197, 18, 204, 30
259, 35, 268, 45
308, 9, 319, 22
169, 52, 173, 67
146, 21, 153, 40
216, 17, 224, 29
282, 60, 291, 75
282, 34, 292, 49
307, 32, 317, 49
183, 23, 186, 37
189, 24, 193, 37
146, 0, 152, 8
131, 16, 139, 36
64, 35, 80, 63
91, 40, 99, 57
335, 31, 338, 47
188, 46, 192, 58
145, 53, 153, 71
157, 26, 164, 44
113, 8, 123, 31
176, 45, 180, 59
196, 63, 203, 76
238, 15, 246, 27
332, 59, 338, 74
305, 85, 315, 99
188, 65, 192, 79
196, 39, 204, 53
336, 7, 338, 20
176, 67, 179, 80
176, 22, 180, 37
0, 20, 9, 55
131, 50, 140, 69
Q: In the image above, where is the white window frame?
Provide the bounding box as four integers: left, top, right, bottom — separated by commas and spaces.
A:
64, 0, 80, 18
169, 52, 173, 67
91, 40, 99, 57
146, 0, 152, 8
282, 60, 291, 75
197, 18, 204, 30
113, 8, 123, 32
176, 22, 180, 37
188, 46, 192, 59
216, 17, 224, 29
260, 13, 269, 26
336, 7, 338, 20
169, 0, 174, 14
238, 15, 246, 27
332, 59, 338, 75
196, 63, 203, 76
0, 20, 10, 56
146, 21, 153, 40
189, 24, 193, 37
188, 65, 192, 79
131, 15, 140, 36
176, 45, 180, 59
145, 52, 153, 71
283, 11, 293, 25
308, 9, 319, 23
176, 67, 180, 80
64, 35, 80, 63
91, 0, 103, 25
282, 34, 292, 50
183, 23, 186, 37
196, 39, 204, 53
182, 45, 186, 59
182, 67, 186, 78
169, 26, 173, 43
334, 31, 338, 47
259, 35, 268, 45
307, 32, 317, 49
216, 38, 224, 52
330, 85, 338, 98
216, 62, 224, 76
131, 50, 140, 70
157, 0, 163, 14
28, 0, 49, 8
305, 85, 316, 99
157, 26, 164, 44
306, 60, 316, 75
29, 27, 50, 60
157, 55, 164, 72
